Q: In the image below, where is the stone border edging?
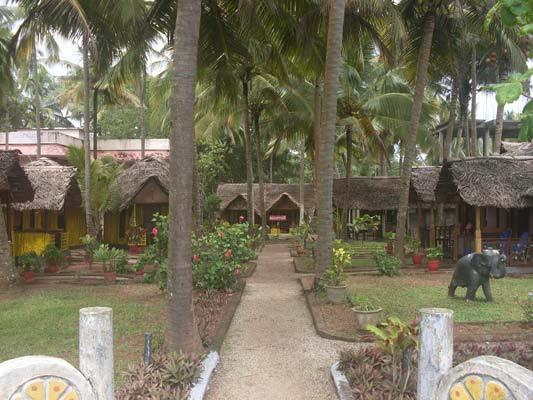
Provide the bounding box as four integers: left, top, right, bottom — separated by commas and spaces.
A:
189, 351, 220, 400
330, 362, 355, 400
209, 280, 246, 352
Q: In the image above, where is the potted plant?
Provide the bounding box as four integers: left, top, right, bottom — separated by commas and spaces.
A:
42, 244, 63, 273
383, 232, 395, 255
126, 226, 146, 254
80, 235, 99, 269
322, 247, 352, 303
405, 237, 424, 266
348, 294, 383, 329
18, 252, 42, 283
425, 246, 444, 272
94, 244, 115, 284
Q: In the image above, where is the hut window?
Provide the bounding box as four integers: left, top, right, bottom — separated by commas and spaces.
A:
58, 211, 66, 230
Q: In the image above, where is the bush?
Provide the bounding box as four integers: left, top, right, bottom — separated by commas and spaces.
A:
520, 295, 533, 322
375, 251, 400, 276
323, 246, 352, 286
94, 244, 127, 273
17, 251, 43, 273
348, 295, 379, 311
116, 352, 202, 399
42, 244, 64, 265
80, 235, 99, 260
425, 246, 443, 260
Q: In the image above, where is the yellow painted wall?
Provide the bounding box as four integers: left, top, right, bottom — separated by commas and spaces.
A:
66, 207, 86, 247
104, 212, 121, 245
12, 231, 54, 256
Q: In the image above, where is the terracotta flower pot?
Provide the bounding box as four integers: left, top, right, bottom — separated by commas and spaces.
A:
134, 269, 145, 276
325, 284, 347, 304
103, 271, 117, 284
45, 263, 58, 273
22, 271, 35, 284
427, 259, 441, 272
352, 307, 383, 329
129, 245, 138, 254
385, 242, 393, 255
412, 254, 424, 266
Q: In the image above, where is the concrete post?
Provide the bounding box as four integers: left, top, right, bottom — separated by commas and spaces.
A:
417, 308, 453, 400
483, 128, 490, 156
79, 307, 114, 400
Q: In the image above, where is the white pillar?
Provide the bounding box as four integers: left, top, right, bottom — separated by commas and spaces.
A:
417, 308, 453, 400
79, 307, 114, 400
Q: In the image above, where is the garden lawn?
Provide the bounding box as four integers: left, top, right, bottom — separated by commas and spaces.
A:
347, 274, 532, 323
0, 284, 165, 385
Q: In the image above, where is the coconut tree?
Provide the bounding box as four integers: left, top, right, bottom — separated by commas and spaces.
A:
167, 0, 203, 354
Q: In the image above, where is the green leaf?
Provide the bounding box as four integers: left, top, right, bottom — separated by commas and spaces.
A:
523, 100, 533, 114
500, 7, 518, 26
488, 82, 523, 105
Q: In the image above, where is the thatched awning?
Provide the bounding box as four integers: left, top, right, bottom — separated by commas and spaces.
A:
436, 156, 533, 208
501, 141, 533, 157
0, 150, 33, 203
410, 166, 441, 203
111, 157, 169, 211
12, 158, 81, 211
217, 183, 316, 214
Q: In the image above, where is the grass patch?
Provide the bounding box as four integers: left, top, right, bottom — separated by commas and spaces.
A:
0, 285, 165, 385
347, 274, 532, 323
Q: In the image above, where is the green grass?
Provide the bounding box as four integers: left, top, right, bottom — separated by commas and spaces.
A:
0, 285, 165, 385
347, 274, 532, 323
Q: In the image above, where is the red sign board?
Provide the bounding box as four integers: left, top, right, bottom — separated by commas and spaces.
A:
269, 215, 287, 222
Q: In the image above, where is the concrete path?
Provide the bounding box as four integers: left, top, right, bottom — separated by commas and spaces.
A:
207, 243, 349, 400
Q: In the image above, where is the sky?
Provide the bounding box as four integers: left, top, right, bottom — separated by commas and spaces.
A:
2, 1, 529, 123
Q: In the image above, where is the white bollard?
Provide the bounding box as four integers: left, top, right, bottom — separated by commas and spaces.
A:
417, 308, 453, 400
79, 307, 114, 400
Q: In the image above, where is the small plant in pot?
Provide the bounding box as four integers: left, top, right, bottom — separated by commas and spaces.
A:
405, 237, 423, 266
80, 234, 99, 269
18, 252, 43, 283
42, 244, 63, 273
322, 247, 352, 303
425, 246, 444, 272
126, 226, 146, 254
348, 294, 383, 329
383, 232, 395, 255
94, 244, 116, 284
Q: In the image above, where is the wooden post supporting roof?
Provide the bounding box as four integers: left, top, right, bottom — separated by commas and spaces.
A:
475, 206, 482, 253
429, 208, 436, 247
453, 205, 460, 261
418, 205, 424, 245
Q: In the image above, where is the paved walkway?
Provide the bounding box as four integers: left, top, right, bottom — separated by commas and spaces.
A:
207, 243, 349, 400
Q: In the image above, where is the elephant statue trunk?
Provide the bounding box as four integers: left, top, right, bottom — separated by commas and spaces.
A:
448, 248, 507, 302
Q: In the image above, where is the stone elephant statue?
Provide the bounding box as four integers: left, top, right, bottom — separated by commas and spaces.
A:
448, 248, 507, 302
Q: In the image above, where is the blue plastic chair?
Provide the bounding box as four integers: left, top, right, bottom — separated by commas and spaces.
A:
511, 232, 529, 261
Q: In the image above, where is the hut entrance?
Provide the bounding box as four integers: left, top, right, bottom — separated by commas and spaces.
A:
267, 194, 299, 232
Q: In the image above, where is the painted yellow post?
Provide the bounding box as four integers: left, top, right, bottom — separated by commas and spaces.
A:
418, 205, 424, 244
475, 207, 482, 253
453, 205, 460, 261
429, 208, 436, 247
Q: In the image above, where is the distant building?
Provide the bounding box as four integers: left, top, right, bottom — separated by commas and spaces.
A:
0, 128, 169, 161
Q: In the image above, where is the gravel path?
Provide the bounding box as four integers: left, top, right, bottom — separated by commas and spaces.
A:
206, 242, 350, 400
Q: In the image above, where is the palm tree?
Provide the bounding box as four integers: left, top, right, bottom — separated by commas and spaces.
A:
315, 0, 345, 275
167, 0, 203, 354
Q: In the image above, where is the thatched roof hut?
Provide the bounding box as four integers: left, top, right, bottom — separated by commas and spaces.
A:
435, 157, 533, 208
0, 150, 33, 203
11, 158, 81, 211
217, 183, 316, 214
332, 167, 442, 210
501, 141, 533, 157
111, 157, 169, 211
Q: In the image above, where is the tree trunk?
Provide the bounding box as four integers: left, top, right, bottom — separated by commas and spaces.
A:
269, 152, 273, 183
92, 88, 98, 160
32, 40, 41, 158
316, 0, 345, 275
380, 147, 388, 176
0, 205, 16, 290
140, 66, 147, 158
443, 77, 458, 162
83, 33, 96, 237
167, 0, 203, 355
253, 111, 266, 237
470, 47, 478, 156
464, 109, 470, 156
341, 125, 352, 239
192, 140, 202, 235
299, 137, 305, 225
493, 66, 506, 155
313, 79, 322, 211
395, 13, 435, 263
242, 76, 254, 233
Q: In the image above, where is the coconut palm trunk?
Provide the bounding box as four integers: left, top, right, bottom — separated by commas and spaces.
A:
493, 66, 506, 155
167, 0, 203, 354
299, 138, 305, 225
315, 0, 345, 275
0, 207, 16, 290
82, 33, 96, 237
253, 111, 266, 237
32, 40, 41, 158
242, 76, 254, 233
341, 124, 352, 239
140, 67, 147, 158
395, 12, 435, 263
93, 88, 98, 159
443, 77, 458, 162
313, 80, 322, 210
470, 46, 477, 156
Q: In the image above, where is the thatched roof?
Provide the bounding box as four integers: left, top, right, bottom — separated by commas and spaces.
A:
501, 141, 533, 157
436, 157, 533, 208
333, 167, 441, 210
217, 183, 316, 213
12, 158, 81, 211
0, 150, 33, 203
112, 157, 170, 211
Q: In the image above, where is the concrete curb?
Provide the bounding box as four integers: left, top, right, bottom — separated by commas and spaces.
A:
330, 362, 355, 400
190, 351, 220, 400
